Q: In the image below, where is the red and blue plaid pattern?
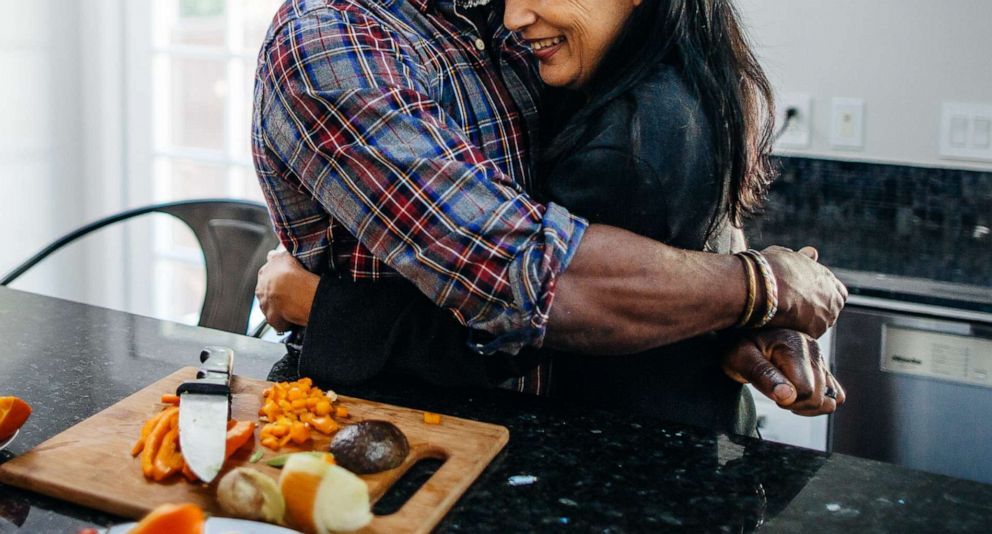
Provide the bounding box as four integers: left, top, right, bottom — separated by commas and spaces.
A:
252, 0, 586, 354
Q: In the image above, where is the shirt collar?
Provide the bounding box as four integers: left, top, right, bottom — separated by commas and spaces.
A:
408, 0, 494, 14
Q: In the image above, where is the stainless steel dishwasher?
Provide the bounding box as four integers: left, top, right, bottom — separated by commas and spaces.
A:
830, 270, 992, 484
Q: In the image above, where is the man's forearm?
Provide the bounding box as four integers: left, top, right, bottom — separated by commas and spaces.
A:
546, 225, 746, 354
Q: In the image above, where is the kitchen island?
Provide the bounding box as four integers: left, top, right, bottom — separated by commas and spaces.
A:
0, 286, 990, 532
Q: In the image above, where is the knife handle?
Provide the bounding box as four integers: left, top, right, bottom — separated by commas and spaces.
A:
176, 377, 230, 396
176, 346, 234, 396
199, 346, 234, 375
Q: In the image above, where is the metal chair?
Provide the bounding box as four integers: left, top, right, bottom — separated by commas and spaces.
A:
1, 199, 279, 335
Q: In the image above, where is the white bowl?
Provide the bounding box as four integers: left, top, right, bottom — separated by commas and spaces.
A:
0, 429, 18, 452
106, 517, 302, 534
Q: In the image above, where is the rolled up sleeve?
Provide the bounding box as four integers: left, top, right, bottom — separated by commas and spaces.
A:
254, 9, 586, 353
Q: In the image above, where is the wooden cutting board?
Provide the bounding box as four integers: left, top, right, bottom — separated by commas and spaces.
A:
0, 367, 509, 533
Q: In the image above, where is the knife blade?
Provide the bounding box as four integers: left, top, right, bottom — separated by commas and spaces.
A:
177, 346, 234, 483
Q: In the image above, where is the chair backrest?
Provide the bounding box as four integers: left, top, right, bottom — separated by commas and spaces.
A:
1, 199, 279, 335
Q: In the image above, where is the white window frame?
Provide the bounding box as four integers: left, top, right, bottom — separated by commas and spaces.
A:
122, 0, 270, 326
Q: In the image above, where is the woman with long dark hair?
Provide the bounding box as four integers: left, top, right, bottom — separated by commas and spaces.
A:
255, 0, 840, 435
500, 0, 778, 433
530, 0, 775, 249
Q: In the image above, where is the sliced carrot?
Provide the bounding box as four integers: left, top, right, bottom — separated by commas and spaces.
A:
160, 394, 180, 406
128, 502, 205, 534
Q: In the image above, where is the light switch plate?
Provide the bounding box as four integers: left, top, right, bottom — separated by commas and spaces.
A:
939, 102, 992, 162
830, 97, 865, 150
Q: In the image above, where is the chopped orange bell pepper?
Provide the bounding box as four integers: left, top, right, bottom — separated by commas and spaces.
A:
132, 409, 169, 457
289, 421, 310, 445
423, 412, 442, 425
309, 416, 338, 435
181, 462, 197, 482
129, 502, 205, 534
153, 427, 184, 481
257, 378, 340, 450
0, 396, 32, 442
224, 420, 256, 459
141, 407, 178, 478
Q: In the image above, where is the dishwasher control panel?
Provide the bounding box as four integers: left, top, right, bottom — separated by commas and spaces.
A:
882, 325, 992, 388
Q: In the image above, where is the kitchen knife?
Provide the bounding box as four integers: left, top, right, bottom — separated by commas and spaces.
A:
177, 346, 234, 483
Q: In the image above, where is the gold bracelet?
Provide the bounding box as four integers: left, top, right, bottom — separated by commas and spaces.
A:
743, 249, 779, 328
734, 253, 758, 328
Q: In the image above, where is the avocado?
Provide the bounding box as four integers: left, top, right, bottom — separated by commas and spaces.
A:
329, 420, 410, 474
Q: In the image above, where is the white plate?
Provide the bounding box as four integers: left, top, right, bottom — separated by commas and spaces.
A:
106, 517, 301, 534
0, 429, 17, 452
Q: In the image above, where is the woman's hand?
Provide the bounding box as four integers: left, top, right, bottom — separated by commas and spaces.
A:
722, 328, 846, 416
255, 251, 320, 333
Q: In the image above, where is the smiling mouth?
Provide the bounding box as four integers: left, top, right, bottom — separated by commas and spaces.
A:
529, 36, 565, 51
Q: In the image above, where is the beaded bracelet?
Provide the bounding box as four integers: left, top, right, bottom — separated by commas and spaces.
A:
742, 249, 779, 328
734, 253, 758, 328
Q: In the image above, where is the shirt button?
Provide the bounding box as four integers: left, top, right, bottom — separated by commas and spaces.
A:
474, 38, 486, 51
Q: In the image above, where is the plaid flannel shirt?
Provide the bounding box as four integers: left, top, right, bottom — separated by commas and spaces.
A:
252, 0, 587, 356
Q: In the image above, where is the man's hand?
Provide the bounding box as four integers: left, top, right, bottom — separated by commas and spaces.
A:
255, 250, 320, 333
722, 328, 846, 416
762, 246, 848, 339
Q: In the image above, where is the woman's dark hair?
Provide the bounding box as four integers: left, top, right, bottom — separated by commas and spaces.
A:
543, 0, 777, 230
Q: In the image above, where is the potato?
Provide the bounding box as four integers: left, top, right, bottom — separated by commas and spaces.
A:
216, 467, 285, 524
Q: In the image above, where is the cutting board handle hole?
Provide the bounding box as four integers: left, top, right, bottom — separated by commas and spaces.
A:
372, 457, 446, 515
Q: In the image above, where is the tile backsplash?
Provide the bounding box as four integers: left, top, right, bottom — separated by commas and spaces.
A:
746, 157, 992, 288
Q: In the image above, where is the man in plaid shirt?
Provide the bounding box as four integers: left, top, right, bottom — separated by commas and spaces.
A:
253, 0, 847, 411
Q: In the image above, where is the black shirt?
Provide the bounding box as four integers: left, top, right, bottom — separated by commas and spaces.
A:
534, 65, 753, 435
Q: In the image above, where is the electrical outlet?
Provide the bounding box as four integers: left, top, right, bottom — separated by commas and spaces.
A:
775, 93, 812, 149
830, 98, 865, 150
940, 102, 992, 162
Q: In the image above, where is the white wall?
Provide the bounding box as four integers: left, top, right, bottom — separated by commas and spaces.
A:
738, 0, 992, 172
0, 0, 77, 294
0, 0, 126, 304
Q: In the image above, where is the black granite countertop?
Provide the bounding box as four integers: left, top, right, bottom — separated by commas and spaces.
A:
1, 286, 991, 533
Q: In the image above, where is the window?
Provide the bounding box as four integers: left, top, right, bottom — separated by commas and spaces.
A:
126, 0, 282, 327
